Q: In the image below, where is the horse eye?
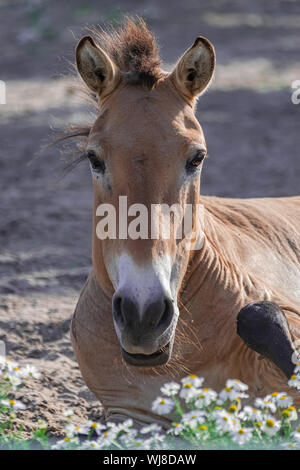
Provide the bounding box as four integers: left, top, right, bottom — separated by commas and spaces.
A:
186, 151, 206, 173
87, 151, 106, 174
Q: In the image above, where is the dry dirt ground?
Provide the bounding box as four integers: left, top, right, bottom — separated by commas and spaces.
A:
1, 0, 300, 436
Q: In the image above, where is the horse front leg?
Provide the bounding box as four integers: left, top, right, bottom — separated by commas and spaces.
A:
236, 301, 299, 379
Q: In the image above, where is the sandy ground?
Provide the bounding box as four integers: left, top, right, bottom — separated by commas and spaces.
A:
1, 0, 300, 436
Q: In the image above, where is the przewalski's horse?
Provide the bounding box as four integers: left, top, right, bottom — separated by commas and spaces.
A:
68, 19, 300, 426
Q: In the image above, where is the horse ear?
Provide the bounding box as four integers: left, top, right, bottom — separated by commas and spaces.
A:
76, 35, 119, 97
171, 37, 216, 99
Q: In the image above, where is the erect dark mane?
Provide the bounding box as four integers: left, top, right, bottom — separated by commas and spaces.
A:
49, 18, 163, 171
91, 17, 162, 89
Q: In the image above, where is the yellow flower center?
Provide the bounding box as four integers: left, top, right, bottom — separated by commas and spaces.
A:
280, 395, 287, 400
225, 387, 232, 392
228, 405, 237, 413
266, 419, 274, 428
200, 425, 207, 431
282, 410, 290, 418
64, 437, 70, 442
184, 384, 193, 389
271, 392, 278, 397
203, 388, 210, 392
9, 400, 15, 406
223, 416, 228, 422
13, 367, 20, 371
103, 432, 108, 438
91, 422, 97, 428
159, 399, 166, 405
238, 429, 245, 435
288, 406, 296, 412
189, 374, 197, 379
255, 422, 262, 427
75, 426, 80, 431
290, 374, 297, 380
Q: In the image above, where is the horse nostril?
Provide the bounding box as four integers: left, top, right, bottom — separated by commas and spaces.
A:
113, 292, 174, 336
155, 298, 174, 332
113, 294, 140, 330
112, 295, 125, 330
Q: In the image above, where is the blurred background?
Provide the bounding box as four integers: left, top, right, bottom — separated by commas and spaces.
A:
0, 0, 300, 433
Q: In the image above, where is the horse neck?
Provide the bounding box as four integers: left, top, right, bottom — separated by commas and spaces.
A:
180, 209, 249, 322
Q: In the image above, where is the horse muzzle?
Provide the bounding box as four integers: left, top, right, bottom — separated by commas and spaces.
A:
112, 291, 176, 367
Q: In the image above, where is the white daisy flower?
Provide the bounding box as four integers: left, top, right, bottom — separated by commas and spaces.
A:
226, 379, 249, 392
140, 423, 162, 434
5, 360, 20, 372
270, 392, 293, 408
194, 388, 217, 408
119, 433, 144, 449
168, 422, 185, 436
143, 433, 166, 450
65, 423, 89, 436
152, 396, 174, 415
181, 374, 204, 388
196, 424, 209, 434
227, 403, 241, 415
291, 426, 300, 442
5, 374, 22, 390
64, 423, 77, 437
63, 408, 74, 418
294, 362, 300, 374
51, 436, 79, 449
231, 427, 252, 445
113, 419, 133, 434
261, 415, 281, 436
218, 386, 247, 403
281, 442, 298, 450
97, 429, 118, 447
281, 406, 298, 421
106, 421, 119, 430
254, 397, 276, 413
213, 409, 240, 433
288, 373, 300, 389
239, 406, 263, 422
81, 440, 101, 449
1, 398, 26, 411
160, 381, 180, 397
51, 440, 67, 450
182, 410, 206, 429
19, 364, 40, 379
179, 383, 199, 402
82, 421, 106, 436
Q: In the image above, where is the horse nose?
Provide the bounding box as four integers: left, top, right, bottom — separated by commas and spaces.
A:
112, 293, 174, 336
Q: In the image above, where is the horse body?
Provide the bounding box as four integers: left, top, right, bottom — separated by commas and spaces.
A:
71, 195, 300, 425
65, 19, 300, 425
